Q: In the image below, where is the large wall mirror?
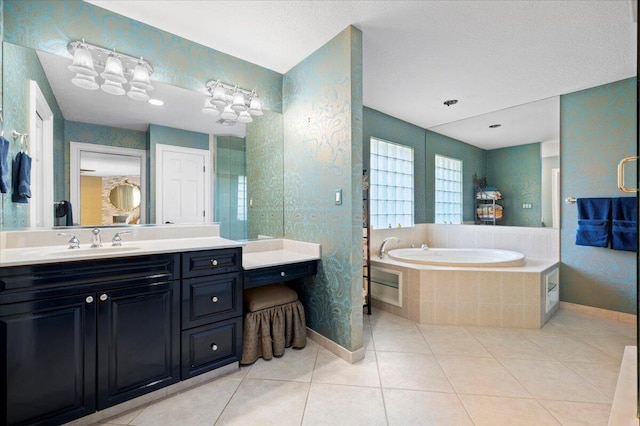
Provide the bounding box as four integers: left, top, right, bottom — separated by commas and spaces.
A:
1, 41, 285, 239
429, 96, 560, 228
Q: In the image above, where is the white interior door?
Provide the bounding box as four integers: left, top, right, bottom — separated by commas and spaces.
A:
29, 80, 54, 227
156, 144, 210, 224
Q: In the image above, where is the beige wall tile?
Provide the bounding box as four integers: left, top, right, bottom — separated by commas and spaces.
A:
434, 302, 456, 325
524, 275, 542, 306
501, 273, 525, 305
456, 272, 479, 303
456, 302, 479, 326
435, 272, 456, 303
523, 305, 541, 329
478, 273, 502, 304
420, 301, 435, 324
478, 304, 502, 327
408, 299, 420, 323
501, 304, 524, 328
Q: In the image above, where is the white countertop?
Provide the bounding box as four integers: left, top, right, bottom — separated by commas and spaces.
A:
0, 236, 243, 267
241, 238, 321, 270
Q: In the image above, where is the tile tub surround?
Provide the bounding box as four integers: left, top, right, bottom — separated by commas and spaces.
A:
370, 257, 559, 329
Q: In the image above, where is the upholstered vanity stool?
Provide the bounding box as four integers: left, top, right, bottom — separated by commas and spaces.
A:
240, 284, 307, 365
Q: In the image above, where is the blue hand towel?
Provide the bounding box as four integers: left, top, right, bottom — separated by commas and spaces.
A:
611, 197, 637, 252
11, 152, 31, 203
55, 200, 74, 226
575, 198, 611, 248
0, 136, 9, 193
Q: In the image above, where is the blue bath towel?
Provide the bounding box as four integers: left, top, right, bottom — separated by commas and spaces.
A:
611, 197, 637, 252
11, 152, 31, 203
0, 136, 9, 193
575, 198, 611, 248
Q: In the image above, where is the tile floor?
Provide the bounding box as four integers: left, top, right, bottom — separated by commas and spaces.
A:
99, 308, 636, 425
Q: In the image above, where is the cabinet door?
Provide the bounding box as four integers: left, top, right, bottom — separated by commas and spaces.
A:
182, 272, 242, 329
97, 281, 180, 410
0, 294, 96, 426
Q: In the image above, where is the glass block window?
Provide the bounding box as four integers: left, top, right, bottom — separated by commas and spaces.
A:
369, 138, 414, 229
435, 155, 463, 224
237, 175, 247, 221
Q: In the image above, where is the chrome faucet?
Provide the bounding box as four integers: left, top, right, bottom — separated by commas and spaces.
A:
421, 243, 429, 250
90, 228, 102, 248
58, 232, 80, 249
379, 237, 400, 258
112, 230, 131, 246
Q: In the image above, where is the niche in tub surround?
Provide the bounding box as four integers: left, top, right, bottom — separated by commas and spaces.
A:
370, 223, 559, 261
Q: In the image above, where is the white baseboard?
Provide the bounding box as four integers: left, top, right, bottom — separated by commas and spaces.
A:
560, 302, 637, 323
307, 327, 365, 364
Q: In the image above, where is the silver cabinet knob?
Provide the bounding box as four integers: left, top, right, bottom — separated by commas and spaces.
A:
211, 344, 218, 351
210, 259, 218, 266
280, 271, 286, 277
99, 294, 108, 301
211, 296, 218, 303
86, 296, 94, 304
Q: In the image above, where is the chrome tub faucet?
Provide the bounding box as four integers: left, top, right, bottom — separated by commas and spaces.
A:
379, 236, 400, 258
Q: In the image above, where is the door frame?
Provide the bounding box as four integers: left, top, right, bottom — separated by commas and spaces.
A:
70, 142, 147, 225
29, 80, 54, 227
155, 144, 211, 224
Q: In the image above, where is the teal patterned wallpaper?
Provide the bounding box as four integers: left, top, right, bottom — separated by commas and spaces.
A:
283, 26, 363, 351
147, 124, 209, 224
63, 120, 147, 201
487, 143, 542, 227
362, 107, 487, 224
2, 0, 282, 113
1, 41, 64, 228
246, 110, 284, 239
560, 77, 637, 314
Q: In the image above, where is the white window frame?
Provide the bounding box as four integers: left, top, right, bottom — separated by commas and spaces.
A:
369, 137, 414, 229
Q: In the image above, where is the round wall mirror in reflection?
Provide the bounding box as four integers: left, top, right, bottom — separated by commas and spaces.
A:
109, 182, 141, 211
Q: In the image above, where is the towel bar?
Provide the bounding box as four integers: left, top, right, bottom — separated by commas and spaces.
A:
617, 156, 638, 193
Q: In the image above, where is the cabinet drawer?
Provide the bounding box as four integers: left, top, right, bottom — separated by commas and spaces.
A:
182, 273, 242, 329
243, 260, 318, 289
182, 248, 242, 278
181, 317, 242, 380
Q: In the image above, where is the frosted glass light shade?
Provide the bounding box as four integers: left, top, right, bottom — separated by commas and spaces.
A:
231, 91, 247, 112
220, 104, 238, 120
69, 44, 98, 77
100, 54, 127, 84
237, 110, 253, 123
130, 61, 153, 90
127, 86, 150, 101
71, 74, 99, 90
100, 80, 125, 95
211, 84, 228, 107
249, 95, 263, 116
202, 99, 221, 116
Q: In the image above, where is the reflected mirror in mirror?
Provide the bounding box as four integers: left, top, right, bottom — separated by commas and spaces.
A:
109, 183, 141, 212
428, 96, 560, 228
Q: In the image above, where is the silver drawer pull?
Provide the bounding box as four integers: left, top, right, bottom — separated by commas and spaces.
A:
211, 296, 219, 303
211, 344, 218, 351
100, 294, 108, 302
280, 271, 286, 277
210, 259, 218, 266
86, 296, 94, 304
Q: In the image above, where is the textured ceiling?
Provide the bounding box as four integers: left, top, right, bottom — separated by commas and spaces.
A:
85, 0, 637, 147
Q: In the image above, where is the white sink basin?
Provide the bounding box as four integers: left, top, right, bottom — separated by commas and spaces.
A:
49, 246, 141, 257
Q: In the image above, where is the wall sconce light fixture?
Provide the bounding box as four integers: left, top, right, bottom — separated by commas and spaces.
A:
203, 79, 263, 124
67, 40, 154, 101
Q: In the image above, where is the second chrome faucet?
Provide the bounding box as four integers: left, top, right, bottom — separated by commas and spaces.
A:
379, 236, 400, 258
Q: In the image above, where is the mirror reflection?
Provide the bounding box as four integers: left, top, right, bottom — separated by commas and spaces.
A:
428, 96, 560, 227
1, 41, 285, 239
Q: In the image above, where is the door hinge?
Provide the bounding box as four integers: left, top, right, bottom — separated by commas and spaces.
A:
203, 166, 205, 172
203, 210, 205, 217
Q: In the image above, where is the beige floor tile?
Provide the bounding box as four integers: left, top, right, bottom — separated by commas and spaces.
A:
500, 359, 610, 403
215, 379, 309, 425
377, 351, 453, 392
459, 394, 560, 426
582, 336, 637, 362
467, 328, 554, 360
99, 406, 146, 425
363, 321, 374, 351
384, 388, 473, 426
369, 309, 417, 330
372, 326, 431, 353
418, 324, 491, 357
245, 340, 319, 382
312, 348, 380, 387
540, 400, 612, 426
564, 361, 621, 400
302, 383, 386, 426
130, 376, 242, 425
437, 355, 532, 398
521, 333, 618, 364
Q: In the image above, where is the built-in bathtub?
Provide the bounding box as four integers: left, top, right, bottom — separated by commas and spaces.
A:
370, 252, 559, 329
387, 248, 525, 267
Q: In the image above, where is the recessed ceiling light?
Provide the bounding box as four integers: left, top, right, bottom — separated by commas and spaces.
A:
489, 124, 501, 128
443, 99, 458, 107
148, 99, 164, 106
